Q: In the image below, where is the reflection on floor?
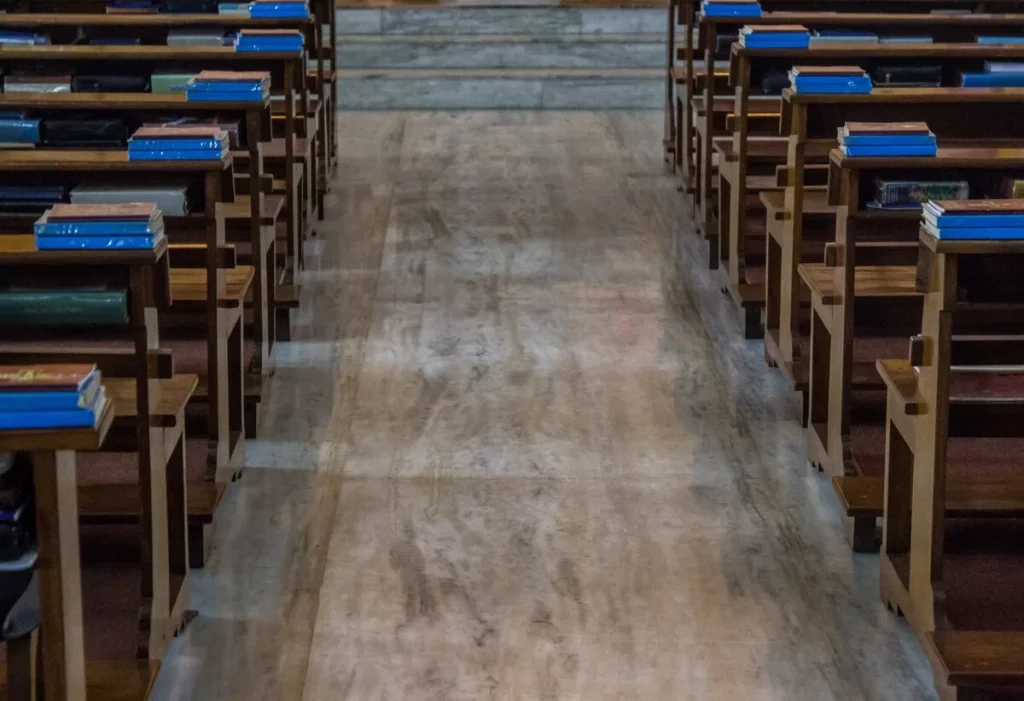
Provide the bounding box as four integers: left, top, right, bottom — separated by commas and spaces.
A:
148, 112, 938, 701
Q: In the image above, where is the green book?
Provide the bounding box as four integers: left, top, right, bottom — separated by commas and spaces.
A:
151, 72, 197, 95
0, 290, 128, 325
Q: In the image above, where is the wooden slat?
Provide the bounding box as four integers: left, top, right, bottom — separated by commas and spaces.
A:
169, 266, 255, 306
931, 631, 1024, 688
78, 481, 227, 524
105, 375, 198, 426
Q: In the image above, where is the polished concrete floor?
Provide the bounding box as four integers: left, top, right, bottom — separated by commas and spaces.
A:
150, 112, 938, 700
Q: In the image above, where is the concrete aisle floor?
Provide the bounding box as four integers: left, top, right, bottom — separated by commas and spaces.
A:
149, 112, 938, 700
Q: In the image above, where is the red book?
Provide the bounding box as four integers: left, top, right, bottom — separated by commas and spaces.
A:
193, 70, 271, 83
791, 65, 866, 76
46, 203, 158, 222
0, 365, 98, 393
844, 121, 932, 135
929, 199, 1024, 214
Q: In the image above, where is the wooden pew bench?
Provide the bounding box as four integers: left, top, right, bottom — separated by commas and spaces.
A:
766, 87, 1024, 406
817, 147, 1024, 551
875, 234, 1024, 699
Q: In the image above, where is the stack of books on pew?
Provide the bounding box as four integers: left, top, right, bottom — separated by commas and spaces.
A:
234, 28, 303, 52
106, 0, 159, 12
0, 364, 107, 430
0, 31, 49, 46
961, 62, 1024, 88
976, 36, 1024, 45
700, 0, 761, 18
218, 1, 250, 14
33, 202, 166, 251
4, 74, 71, 94
739, 25, 809, 49
0, 112, 39, 150
839, 122, 937, 158
809, 30, 878, 46
185, 70, 271, 102
923, 199, 1024, 240
868, 177, 968, 211
167, 28, 229, 47
0, 185, 66, 214
249, 0, 310, 18
788, 66, 872, 94
127, 125, 229, 161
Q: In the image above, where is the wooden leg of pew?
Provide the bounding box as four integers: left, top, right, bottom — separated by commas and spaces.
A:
6, 631, 39, 701
187, 522, 213, 570
844, 514, 879, 553
743, 305, 762, 341
275, 304, 293, 343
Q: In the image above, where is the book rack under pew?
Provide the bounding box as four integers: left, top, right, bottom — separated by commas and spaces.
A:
0, 149, 249, 566
667, 0, 1024, 174
0, 44, 312, 288
0, 91, 281, 403
0, 241, 189, 698
768, 88, 1024, 431
875, 230, 1024, 700
817, 147, 1024, 552
713, 42, 1024, 304
0, 398, 138, 701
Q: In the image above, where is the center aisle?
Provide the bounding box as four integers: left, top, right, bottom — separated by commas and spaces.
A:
153, 112, 936, 700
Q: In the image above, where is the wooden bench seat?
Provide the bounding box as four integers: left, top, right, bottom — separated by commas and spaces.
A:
169, 266, 256, 307
834, 475, 1024, 519
105, 375, 198, 428
929, 631, 1024, 690
221, 194, 286, 226
799, 264, 918, 307
79, 480, 228, 525
760, 190, 836, 222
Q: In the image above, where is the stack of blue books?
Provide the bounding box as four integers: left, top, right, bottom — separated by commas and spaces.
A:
0, 365, 107, 431
960, 62, 1024, 88
923, 199, 1024, 240
839, 122, 937, 158
789, 66, 871, 94
186, 70, 271, 102
0, 31, 49, 46
739, 24, 809, 49
701, 0, 761, 18
127, 125, 229, 161
33, 202, 166, 250
0, 111, 39, 149
976, 36, 1024, 45
249, 0, 309, 18
234, 28, 304, 52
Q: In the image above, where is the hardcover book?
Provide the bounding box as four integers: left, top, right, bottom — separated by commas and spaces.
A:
843, 122, 931, 135
874, 178, 968, 206
46, 202, 158, 222
36, 234, 163, 250
790, 66, 866, 76
1002, 178, 1024, 198
841, 144, 937, 157
0, 365, 98, 393
0, 391, 107, 430
926, 199, 1024, 215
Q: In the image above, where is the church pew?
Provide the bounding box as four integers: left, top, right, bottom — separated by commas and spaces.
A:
0, 44, 311, 283
876, 231, 1024, 700
816, 147, 1024, 550
710, 42, 1024, 286
0, 149, 247, 565
767, 87, 1024, 408
664, 0, 1024, 167
0, 241, 191, 696
674, 6, 1024, 184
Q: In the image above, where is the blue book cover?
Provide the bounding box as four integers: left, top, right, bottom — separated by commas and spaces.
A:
249, 5, 309, 17
842, 144, 937, 157
926, 213, 1024, 228
35, 220, 159, 236
0, 119, 40, 144
839, 134, 936, 147
36, 235, 160, 250
186, 90, 267, 102
793, 78, 872, 94
188, 79, 267, 91
0, 407, 99, 430
933, 227, 1024, 240
742, 36, 810, 49
0, 390, 91, 412
701, 5, 762, 16
235, 40, 303, 52
960, 72, 1024, 88
129, 138, 226, 150
127, 149, 227, 161
977, 36, 1024, 44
